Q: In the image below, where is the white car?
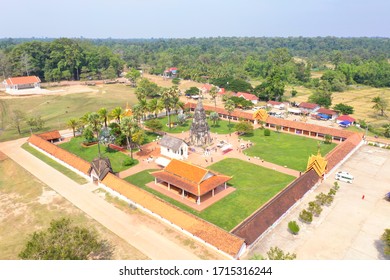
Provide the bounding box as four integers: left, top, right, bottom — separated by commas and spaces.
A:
335, 171, 354, 183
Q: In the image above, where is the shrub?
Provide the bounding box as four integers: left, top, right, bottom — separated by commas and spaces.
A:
382, 229, 390, 256
266, 246, 296, 260
332, 181, 340, 191
315, 192, 328, 206
308, 201, 323, 216
328, 188, 336, 196
123, 158, 135, 166
264, 128, 271, 136
299, 209, 313, 223
288, 220, 300, 235
324, 134, 332, 144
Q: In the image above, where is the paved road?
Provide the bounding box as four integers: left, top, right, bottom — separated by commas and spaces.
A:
0, 138, 201, 260
247, 145, 390, 260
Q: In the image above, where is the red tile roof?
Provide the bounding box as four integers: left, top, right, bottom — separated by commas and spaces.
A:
185, 102, 254, 120
151, 159, 231, 196
337, 115, 356, 122
28, 134, 91, 174
5, 76, 41, 85
101, 173, 245, 257
235, 92, 258, 101
267, 101, 283, 106
299, 102, 319, 109
267, 116, 355, 139
317, 108, 338, 115
201, 84, 213, 91
37, 130, 61, 141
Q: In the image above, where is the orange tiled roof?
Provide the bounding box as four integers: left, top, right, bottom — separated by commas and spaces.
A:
185, 102, 255, 120
267, 116, 355, 139
165, 159, 208, 184
5, 76, 41, 85
28, 134, 90, 174
101, 173, 245, 257
37, 130, 61, 141
152, 159, 231, 196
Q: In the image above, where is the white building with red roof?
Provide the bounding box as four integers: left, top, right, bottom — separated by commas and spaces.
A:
316, 108, 339, 120
3, 76, 41, 94
235, 92, 258, 104
298, 102, 320, 113
267, 100, 285, 110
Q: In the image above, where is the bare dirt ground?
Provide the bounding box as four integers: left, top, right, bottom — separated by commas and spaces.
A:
244, 145, 390, 260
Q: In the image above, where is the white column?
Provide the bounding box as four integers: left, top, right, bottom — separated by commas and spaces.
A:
212, 189, 215, 197
182, 189, 185, 198
168, 182, 170, 190
197, 197, 200, 205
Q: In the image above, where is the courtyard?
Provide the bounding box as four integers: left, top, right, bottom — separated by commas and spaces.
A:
246, 145, 390, 260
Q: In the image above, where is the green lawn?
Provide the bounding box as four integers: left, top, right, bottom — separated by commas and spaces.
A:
59, 137, 138, 173
125, 159, 295, 231
159, 115, 191, 133
208, 119, 235, 135
241, 129, 336, 171
0, 84, 138, 141
22, 143, 88, 184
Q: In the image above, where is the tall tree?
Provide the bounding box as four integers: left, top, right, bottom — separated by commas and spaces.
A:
120, 116, 139, 159
98, 107, 109, 128
209, 86, 219, 109
67, 118, 79, 137
110, 107, 123, 124
19, 218, 113, 260
224, 99, 235, 127
10, 109, 26, 135
87, 112, 102, 139
372, 96, 388, 116
160, 86, 179, 130
125, 68, 141, 87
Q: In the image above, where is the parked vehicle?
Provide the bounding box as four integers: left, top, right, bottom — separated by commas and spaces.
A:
335, 171, 354, 183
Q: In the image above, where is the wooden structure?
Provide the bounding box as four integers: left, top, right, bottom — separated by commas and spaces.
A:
150, 159, 231, 205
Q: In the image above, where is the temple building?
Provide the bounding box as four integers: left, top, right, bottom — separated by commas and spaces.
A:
159, 135, 188, 160
150, 159, 231, 205
189, 98, 211, 146
3, 76, 41, 94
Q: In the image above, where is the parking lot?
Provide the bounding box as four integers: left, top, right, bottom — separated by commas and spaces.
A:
246, 145, 390, 260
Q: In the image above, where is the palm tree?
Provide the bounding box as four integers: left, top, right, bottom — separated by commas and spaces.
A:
87, 112, 102, 139
138, 98, 148, 120
67, 118, 79, 137
372, 96, 388, 116
110, 107, 123, 124
224, 99, 235, 128
160, 86, 179, 130
98, 107, 109, 128
209, 86, 219, 109
148, 98, 163, 118
120, 116, 139, 159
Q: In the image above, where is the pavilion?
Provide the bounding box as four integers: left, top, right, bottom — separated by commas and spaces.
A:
150, 159, 231, 205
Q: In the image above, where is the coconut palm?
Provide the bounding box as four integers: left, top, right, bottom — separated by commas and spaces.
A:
209, 111, 220, 127
160, 86, 179, 130
98, 107, 109, 128
67, 118, 79, 137
224, 99, 235, 127
148, 98, 164, 118
209, 86, 219, 109
372, 96, 388, 116
110, 107, 123, 124
120, 116, 139, 159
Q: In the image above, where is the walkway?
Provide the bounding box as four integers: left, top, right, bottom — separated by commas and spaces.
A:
0, 138, 201, 260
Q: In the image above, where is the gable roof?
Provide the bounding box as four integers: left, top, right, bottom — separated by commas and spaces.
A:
37, 130, 61, 141
89, 157, 113, 180
159, 135, 186, 151
267, 100, 283, 106
337, 115, 356, 122
235, 92, 258, 101
4, 76, 41, 85
151, 159, 231, 196
299, 102, 319, 109
317, 108, 338, 115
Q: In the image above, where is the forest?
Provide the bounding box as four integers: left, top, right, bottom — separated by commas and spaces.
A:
1, 36, 390, 94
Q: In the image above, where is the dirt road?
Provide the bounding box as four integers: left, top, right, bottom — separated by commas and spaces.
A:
0, 138, 202, 260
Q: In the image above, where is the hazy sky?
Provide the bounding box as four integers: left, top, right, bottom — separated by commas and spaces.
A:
1, 0, 389, 38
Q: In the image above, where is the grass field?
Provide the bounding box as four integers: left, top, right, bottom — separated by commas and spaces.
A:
125, 159, 295, 231
241, 129, 336, 171
0, 84, 138, 141
0, 156, 147, 260
58, 137, 138, 173
21, 143, 88, 184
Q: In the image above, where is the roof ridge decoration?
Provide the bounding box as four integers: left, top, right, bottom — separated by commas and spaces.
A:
306, 149, 328, 177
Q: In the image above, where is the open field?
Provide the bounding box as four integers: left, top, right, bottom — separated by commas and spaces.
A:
125, 159, 295, 231
0, 154, 147, 260
0, 84, 138, 141
241, 129, 336, 171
